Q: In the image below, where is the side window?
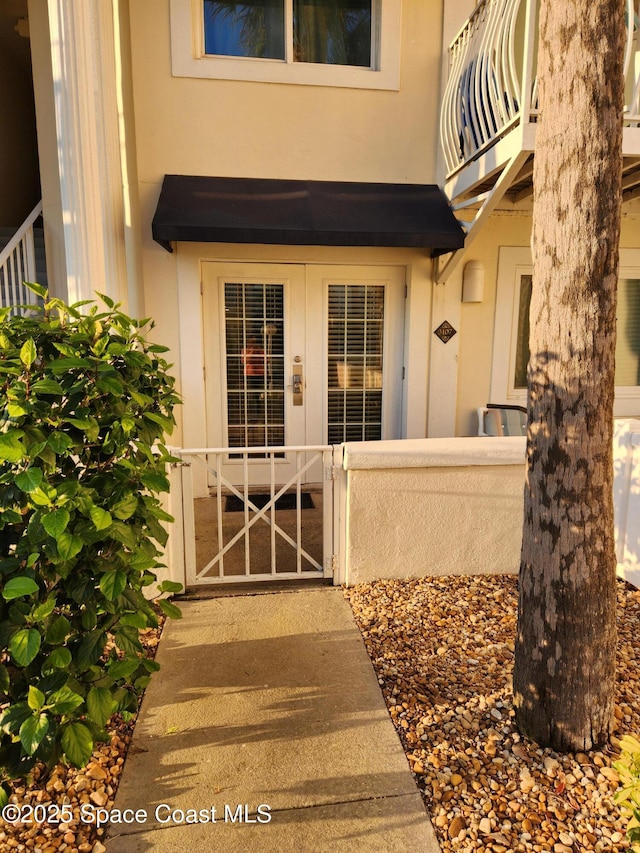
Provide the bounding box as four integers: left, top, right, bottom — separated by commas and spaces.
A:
492, 247, 640, 416
616, 278, 640, 387
170, 0, 401, 89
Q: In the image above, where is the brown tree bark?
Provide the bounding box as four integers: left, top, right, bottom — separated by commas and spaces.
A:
513, 0, 625, 752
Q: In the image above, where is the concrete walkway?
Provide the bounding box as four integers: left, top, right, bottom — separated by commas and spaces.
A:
106, 586, 440, 852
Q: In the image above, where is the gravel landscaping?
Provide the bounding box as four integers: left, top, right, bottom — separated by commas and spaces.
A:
345, 574, 639, 853
3, 576, 637, 852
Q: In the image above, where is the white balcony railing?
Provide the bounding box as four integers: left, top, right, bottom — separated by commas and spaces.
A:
0, 201, 44, 316
440, 0, 640, 179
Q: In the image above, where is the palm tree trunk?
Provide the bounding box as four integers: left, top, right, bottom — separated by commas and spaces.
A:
513, 0, 625, 752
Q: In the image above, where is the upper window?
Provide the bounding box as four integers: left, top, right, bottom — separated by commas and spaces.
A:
491, 247, 640, 417
170, 0, 401, 89
204, 0, 372, 67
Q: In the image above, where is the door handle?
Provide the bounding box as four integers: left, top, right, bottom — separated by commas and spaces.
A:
292, 364, 303, 406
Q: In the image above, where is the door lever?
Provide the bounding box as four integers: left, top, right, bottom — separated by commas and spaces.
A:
292, 364, 303, 406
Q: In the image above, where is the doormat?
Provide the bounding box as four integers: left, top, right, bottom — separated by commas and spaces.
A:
225, 493, 315, 512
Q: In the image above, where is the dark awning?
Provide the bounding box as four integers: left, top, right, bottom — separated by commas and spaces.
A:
152, 175, 465, 256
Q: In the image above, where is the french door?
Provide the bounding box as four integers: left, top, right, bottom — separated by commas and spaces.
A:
202, 262, 405, 485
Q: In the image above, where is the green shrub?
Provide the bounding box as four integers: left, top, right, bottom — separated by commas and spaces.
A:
0, 287, 181, 789
614, 734, 640, 850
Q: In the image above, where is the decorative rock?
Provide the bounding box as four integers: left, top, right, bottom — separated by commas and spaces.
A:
478, 817, 492, 834
86, 765, 108, 781
448, 816, 466, 839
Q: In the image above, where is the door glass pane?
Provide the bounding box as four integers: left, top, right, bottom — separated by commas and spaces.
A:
204, 1, 285, 59
224, 282, 285, 451
328, 283, 384, 443
293, 0, 372, 66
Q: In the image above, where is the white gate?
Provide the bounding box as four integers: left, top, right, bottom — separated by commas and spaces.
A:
175, 445, 342, 586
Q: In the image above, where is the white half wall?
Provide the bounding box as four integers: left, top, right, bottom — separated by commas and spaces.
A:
340, 437, 526, 585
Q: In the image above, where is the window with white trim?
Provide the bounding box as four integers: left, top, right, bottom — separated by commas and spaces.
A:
491, 247, 640, 417
170, 0, 401, 89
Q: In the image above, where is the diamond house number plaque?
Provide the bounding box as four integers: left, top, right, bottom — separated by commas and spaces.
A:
434, 320, 457, 343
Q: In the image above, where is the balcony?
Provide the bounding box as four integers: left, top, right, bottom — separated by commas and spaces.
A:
438, 0, 640, 278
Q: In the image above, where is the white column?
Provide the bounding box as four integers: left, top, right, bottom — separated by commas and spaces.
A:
29, 0, 139, 310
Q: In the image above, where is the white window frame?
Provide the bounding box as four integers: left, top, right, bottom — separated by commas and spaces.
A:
170, 0, 401, 90
491, 246, 640, 417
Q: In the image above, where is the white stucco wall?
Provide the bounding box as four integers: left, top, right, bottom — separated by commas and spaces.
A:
339, 428, 640, 588
341, 437, 526, 585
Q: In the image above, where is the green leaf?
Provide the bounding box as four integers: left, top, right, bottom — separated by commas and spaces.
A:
112, 493, 138, 520
42, 508, 70, 539
110, 522, 138, 549
20, 339, 37, 368
0, 432, 26, 462
43, 647, 72, 671
49, 356, 92, 373
0, 508, 22, 524
77, 630, 107, 668
47, 431, 73, 454
158, 599, 182, 619
145, 515, 168, 547
45, 615, 72, 646
157, 580, 184, 594
56, 531, 83, 561
112, 625, 142, 656
99, 570, 127, 601
27, 685, 45, 711
2, 576, 39, 601
20, 714, 49, 755
120, 416, 136, 434
0, 702, 31, 734
31, 596, 56, 621
31, 378, 65, 396
96, 376, 124, 395
86, 687, 113, 728
48, 686, 84, 715
108, 657, 141, 681
143, 412, 174, 432
131, 390, 154, 407
29, 486, 54, 506
7, 401, 28, 418
15, 467, 44, 493
118, 613, 148, 629
89, 506, 112, 531
0, 664, 9, 694
65, 417, 100, 442
140, 472, 170, 492
61, 722, 93, 768
81, 606, 97, 631
25, 281, 47, 299
10, 628, 42, 666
